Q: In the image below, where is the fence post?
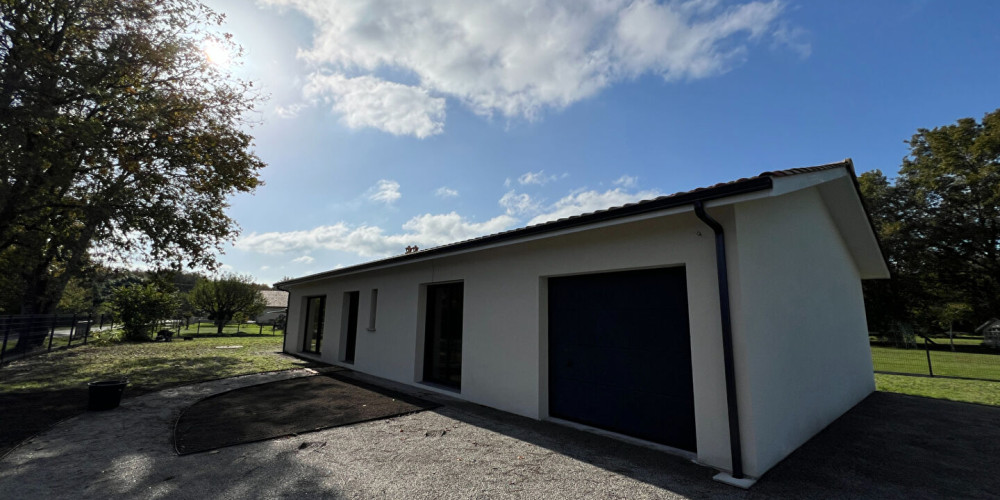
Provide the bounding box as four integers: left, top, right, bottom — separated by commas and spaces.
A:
1, 322, 9, 363
197, 322, 201, 335
924, 336, 934, 377
259, 323, 263, 335
67, 313, 77, 347
84, 313, 91, 345
47, 314, 57, 351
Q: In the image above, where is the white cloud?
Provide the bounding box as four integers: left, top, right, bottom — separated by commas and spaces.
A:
772, 22, 811, 59
499, 190, 541, 216
518, 170, 557, 186
292, 255, 315, 264
304, 74, 445, 138
266, 0, 792, 132
527, 188, 661, 225
613, 174, 638, 188
236, 212, 517, 258
274, 103, 307, 118
368, 179, 401, 204
435, 186, 459, 198
260, 265, 270, 271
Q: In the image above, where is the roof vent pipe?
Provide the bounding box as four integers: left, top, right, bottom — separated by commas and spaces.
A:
693, 200, 744, 480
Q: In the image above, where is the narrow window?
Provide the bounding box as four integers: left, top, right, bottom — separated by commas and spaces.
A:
303, 296, 326, 354
342, 292, 359, 363
367, 289, 378, 331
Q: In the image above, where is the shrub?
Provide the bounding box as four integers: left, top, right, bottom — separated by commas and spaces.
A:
110, 284, 177, 341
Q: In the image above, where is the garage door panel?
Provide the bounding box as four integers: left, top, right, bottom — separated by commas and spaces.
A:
548, 267, 696, 452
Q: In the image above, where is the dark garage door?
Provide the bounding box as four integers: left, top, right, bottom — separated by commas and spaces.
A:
548, 267, 696, 452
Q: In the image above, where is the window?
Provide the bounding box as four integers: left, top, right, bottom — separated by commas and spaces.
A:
367, 289, 378, 331
423, 282, 464, 389
302, 296, 326, 354
341, 292, 359, 363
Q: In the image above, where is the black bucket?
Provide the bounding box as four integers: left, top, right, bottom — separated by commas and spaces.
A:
88, 380, 127, 411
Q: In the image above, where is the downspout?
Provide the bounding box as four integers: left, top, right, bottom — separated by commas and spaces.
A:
693, 200, 745, 480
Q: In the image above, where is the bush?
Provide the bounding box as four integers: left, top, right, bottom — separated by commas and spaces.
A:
110, 284, 177, 341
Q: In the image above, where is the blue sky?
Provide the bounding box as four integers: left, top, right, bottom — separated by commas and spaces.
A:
200, 0, 1000, 284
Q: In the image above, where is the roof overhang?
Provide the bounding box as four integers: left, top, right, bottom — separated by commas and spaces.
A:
277, 160, 890, 288
277, 176, 774, 288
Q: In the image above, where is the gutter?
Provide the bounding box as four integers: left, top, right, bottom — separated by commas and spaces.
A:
693, 200, 747, 484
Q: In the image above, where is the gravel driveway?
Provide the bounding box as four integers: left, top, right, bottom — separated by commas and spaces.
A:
1, 369, 997, 499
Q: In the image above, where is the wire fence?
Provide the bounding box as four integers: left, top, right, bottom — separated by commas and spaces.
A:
871, 335, 1000, 382
0, 313, 113, 365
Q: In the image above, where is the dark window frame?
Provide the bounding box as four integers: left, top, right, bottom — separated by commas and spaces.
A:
302, 295, 327, 354
422, 281, 464, 390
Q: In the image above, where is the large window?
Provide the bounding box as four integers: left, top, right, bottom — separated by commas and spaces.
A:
423, 282, 464, 389
303, 296, 326, 354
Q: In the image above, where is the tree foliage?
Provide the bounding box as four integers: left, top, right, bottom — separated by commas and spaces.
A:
0, 0, 265, 314
188, 274, 265, 334
861, 108, 1000, 334
110, 282, 177, 341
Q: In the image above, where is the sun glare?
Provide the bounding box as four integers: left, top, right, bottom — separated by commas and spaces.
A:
203, 39, 231, 67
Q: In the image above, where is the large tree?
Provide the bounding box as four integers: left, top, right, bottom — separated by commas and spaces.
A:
188, 274, 265, 334
861, 109, 1000, 333
0, 0, 265, 314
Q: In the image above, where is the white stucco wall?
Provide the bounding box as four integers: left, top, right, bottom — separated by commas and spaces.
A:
283, 211, 740, 472
731, 186, 875, 477
281, 180, 879, 479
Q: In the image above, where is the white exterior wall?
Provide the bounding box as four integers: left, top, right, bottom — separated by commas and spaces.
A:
284, 212, 740, 472
282, 182, 879, 479
731, 187, 875, 477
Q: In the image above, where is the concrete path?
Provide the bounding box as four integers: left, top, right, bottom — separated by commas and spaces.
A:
4, 369, 996, 499
0, 369, 726, 499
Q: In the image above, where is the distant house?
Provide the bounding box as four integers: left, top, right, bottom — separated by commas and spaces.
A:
255, 290, 288, 324
976, 319, 1000, 348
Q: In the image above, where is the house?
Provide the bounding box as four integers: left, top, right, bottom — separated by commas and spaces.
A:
255, 290, 288, 324
976, 318, 1000, 348
276, 160, 888, 486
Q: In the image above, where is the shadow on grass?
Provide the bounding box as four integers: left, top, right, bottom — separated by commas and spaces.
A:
175, 332, 283, 339
0, 350, 321, 458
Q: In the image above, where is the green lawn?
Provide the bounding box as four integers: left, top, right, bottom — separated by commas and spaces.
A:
876, 373, 1000, 407
0, 334, 320, 455
870, 345, 1000, 381
0, 334, 307, 394
174, 321, 283, 336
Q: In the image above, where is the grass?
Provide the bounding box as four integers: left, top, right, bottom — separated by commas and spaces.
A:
876, 373, 1000, 407
174, 321, 283, 336
0, 334, 321, 456
0, 335, 308, 393
870, 345, 1000, 381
